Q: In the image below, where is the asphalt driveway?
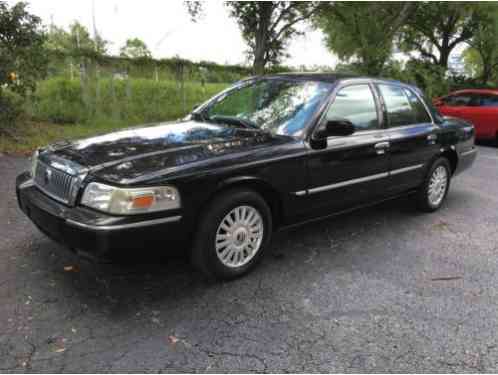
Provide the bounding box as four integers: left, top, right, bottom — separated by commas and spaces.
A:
1, 145, 498, 372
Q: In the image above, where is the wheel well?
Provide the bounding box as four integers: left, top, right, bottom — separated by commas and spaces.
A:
206, 179, 283, 228
441, 149, 458, 175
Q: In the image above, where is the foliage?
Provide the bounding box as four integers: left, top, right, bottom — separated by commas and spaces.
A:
29, 77, 227, 125
119, 38, 151, 59
398, 2, 479, 68
397, 60, 449, 99
314, 2, 414, 75
228, 2, 321, 74
186, 1, 320, 74
0, 90, 24, 132
0, 1, 47, 96
463, 4, 498, 84
184, 0, 204, 22
45, 21, 107, 56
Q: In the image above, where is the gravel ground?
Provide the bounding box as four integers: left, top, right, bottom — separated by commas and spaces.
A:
1, 145, 498, 373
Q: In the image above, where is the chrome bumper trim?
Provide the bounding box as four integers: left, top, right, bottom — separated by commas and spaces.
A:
66, 215, 182, 231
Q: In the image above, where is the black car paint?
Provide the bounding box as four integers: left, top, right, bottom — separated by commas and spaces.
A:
16, 75, 477, 256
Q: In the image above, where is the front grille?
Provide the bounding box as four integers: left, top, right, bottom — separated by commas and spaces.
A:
34, 161, 76, 204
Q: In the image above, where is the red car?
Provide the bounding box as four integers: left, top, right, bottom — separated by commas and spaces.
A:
434, 89, 498, 143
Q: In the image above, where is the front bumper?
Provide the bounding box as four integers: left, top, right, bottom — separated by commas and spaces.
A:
16, 172, 187, 258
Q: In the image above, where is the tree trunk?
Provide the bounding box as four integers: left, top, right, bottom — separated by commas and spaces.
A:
481, 62, 491, 85
439, 36, 451, 68
252, 3, 273, 75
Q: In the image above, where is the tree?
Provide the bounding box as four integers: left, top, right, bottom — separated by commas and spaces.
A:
314, 2, 415, 75
463, 4, 498, 85
399, 3, 479, 69
186, 1, 321, 74
120, 37, 151, 59
45, 21, 107, 56
0, 1, 47, 95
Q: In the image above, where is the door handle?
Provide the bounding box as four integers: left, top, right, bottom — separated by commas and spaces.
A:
374, 141, 390, 155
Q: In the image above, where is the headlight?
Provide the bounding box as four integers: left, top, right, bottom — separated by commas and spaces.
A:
31, 149, 39, 178
81, 182, 181, 215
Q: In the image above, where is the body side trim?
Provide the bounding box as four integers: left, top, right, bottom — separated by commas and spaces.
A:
293, 163, 425, 196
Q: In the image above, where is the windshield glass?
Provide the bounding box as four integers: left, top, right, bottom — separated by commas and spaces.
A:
203, 78, 333, 136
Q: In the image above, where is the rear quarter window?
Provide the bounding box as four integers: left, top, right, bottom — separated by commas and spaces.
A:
404, 88, 432, 123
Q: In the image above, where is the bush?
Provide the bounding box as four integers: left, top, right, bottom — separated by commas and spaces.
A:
0, 90, 24, 133
30, 77, 86, 123
29, 77, 228, 125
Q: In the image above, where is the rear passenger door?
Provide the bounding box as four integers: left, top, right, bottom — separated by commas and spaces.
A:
376, 84, 438, 193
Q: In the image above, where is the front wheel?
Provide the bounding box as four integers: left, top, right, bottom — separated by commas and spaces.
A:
416, 157, 451, 212
191, 189, 273, 280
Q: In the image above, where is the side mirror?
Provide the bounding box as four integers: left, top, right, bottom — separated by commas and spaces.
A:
315, 119, 355, 139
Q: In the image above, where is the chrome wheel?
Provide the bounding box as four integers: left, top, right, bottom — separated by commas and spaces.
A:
428, 165, 448, 206
215, 205, 264, 268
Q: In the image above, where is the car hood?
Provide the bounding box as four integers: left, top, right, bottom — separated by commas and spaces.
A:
42, 120, 288, 184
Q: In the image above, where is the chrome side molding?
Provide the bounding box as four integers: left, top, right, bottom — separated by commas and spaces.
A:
293, 164, 424, 196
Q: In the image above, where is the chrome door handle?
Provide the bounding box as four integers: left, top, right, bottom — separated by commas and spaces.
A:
374, 141, 390, 155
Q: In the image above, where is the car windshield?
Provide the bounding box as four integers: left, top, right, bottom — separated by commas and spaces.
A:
200, 78, 333, 136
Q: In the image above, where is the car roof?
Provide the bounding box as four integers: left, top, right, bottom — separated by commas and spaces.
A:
266, 72, 358, 83
450, 88, 498, 96
263, 72, 412, 87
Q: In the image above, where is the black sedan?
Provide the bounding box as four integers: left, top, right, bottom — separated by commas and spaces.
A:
16, 74, 477, 279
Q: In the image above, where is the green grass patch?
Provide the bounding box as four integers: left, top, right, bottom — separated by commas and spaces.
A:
1, 78, 229, 154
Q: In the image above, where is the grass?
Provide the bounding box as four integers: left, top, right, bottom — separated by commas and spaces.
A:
0, 78, 229, 154
0, 120, 139, 155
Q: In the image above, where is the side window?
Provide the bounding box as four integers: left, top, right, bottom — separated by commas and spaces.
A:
444, 94, 473, 107
404, 88, 432, 123
325, 84, 379, 131
378, 84, 417, 127
468, 94, 481, 107
480, 94, 498, 107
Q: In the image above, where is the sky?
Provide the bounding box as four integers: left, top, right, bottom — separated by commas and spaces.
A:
15, 0, 339, 68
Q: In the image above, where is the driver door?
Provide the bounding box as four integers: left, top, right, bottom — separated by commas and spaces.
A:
303, 83, 390, 218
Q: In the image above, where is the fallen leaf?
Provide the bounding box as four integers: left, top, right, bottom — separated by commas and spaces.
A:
54, 348, 66, 353
168, 335, 179, 344
151, 317, 160, 324
71, 328, 77, 334
63, 265, 77, 272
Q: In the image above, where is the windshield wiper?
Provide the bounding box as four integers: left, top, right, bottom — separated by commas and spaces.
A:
209, 115, 260, 130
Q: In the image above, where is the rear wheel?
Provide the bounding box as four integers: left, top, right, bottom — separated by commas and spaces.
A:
416, 157, 451, 212
191, 188, 272, 280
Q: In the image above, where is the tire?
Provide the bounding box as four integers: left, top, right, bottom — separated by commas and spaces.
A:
191, 188, 273, 280
416, 157, 451, 212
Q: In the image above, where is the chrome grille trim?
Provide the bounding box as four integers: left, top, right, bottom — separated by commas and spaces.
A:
33, 161, 76, 205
